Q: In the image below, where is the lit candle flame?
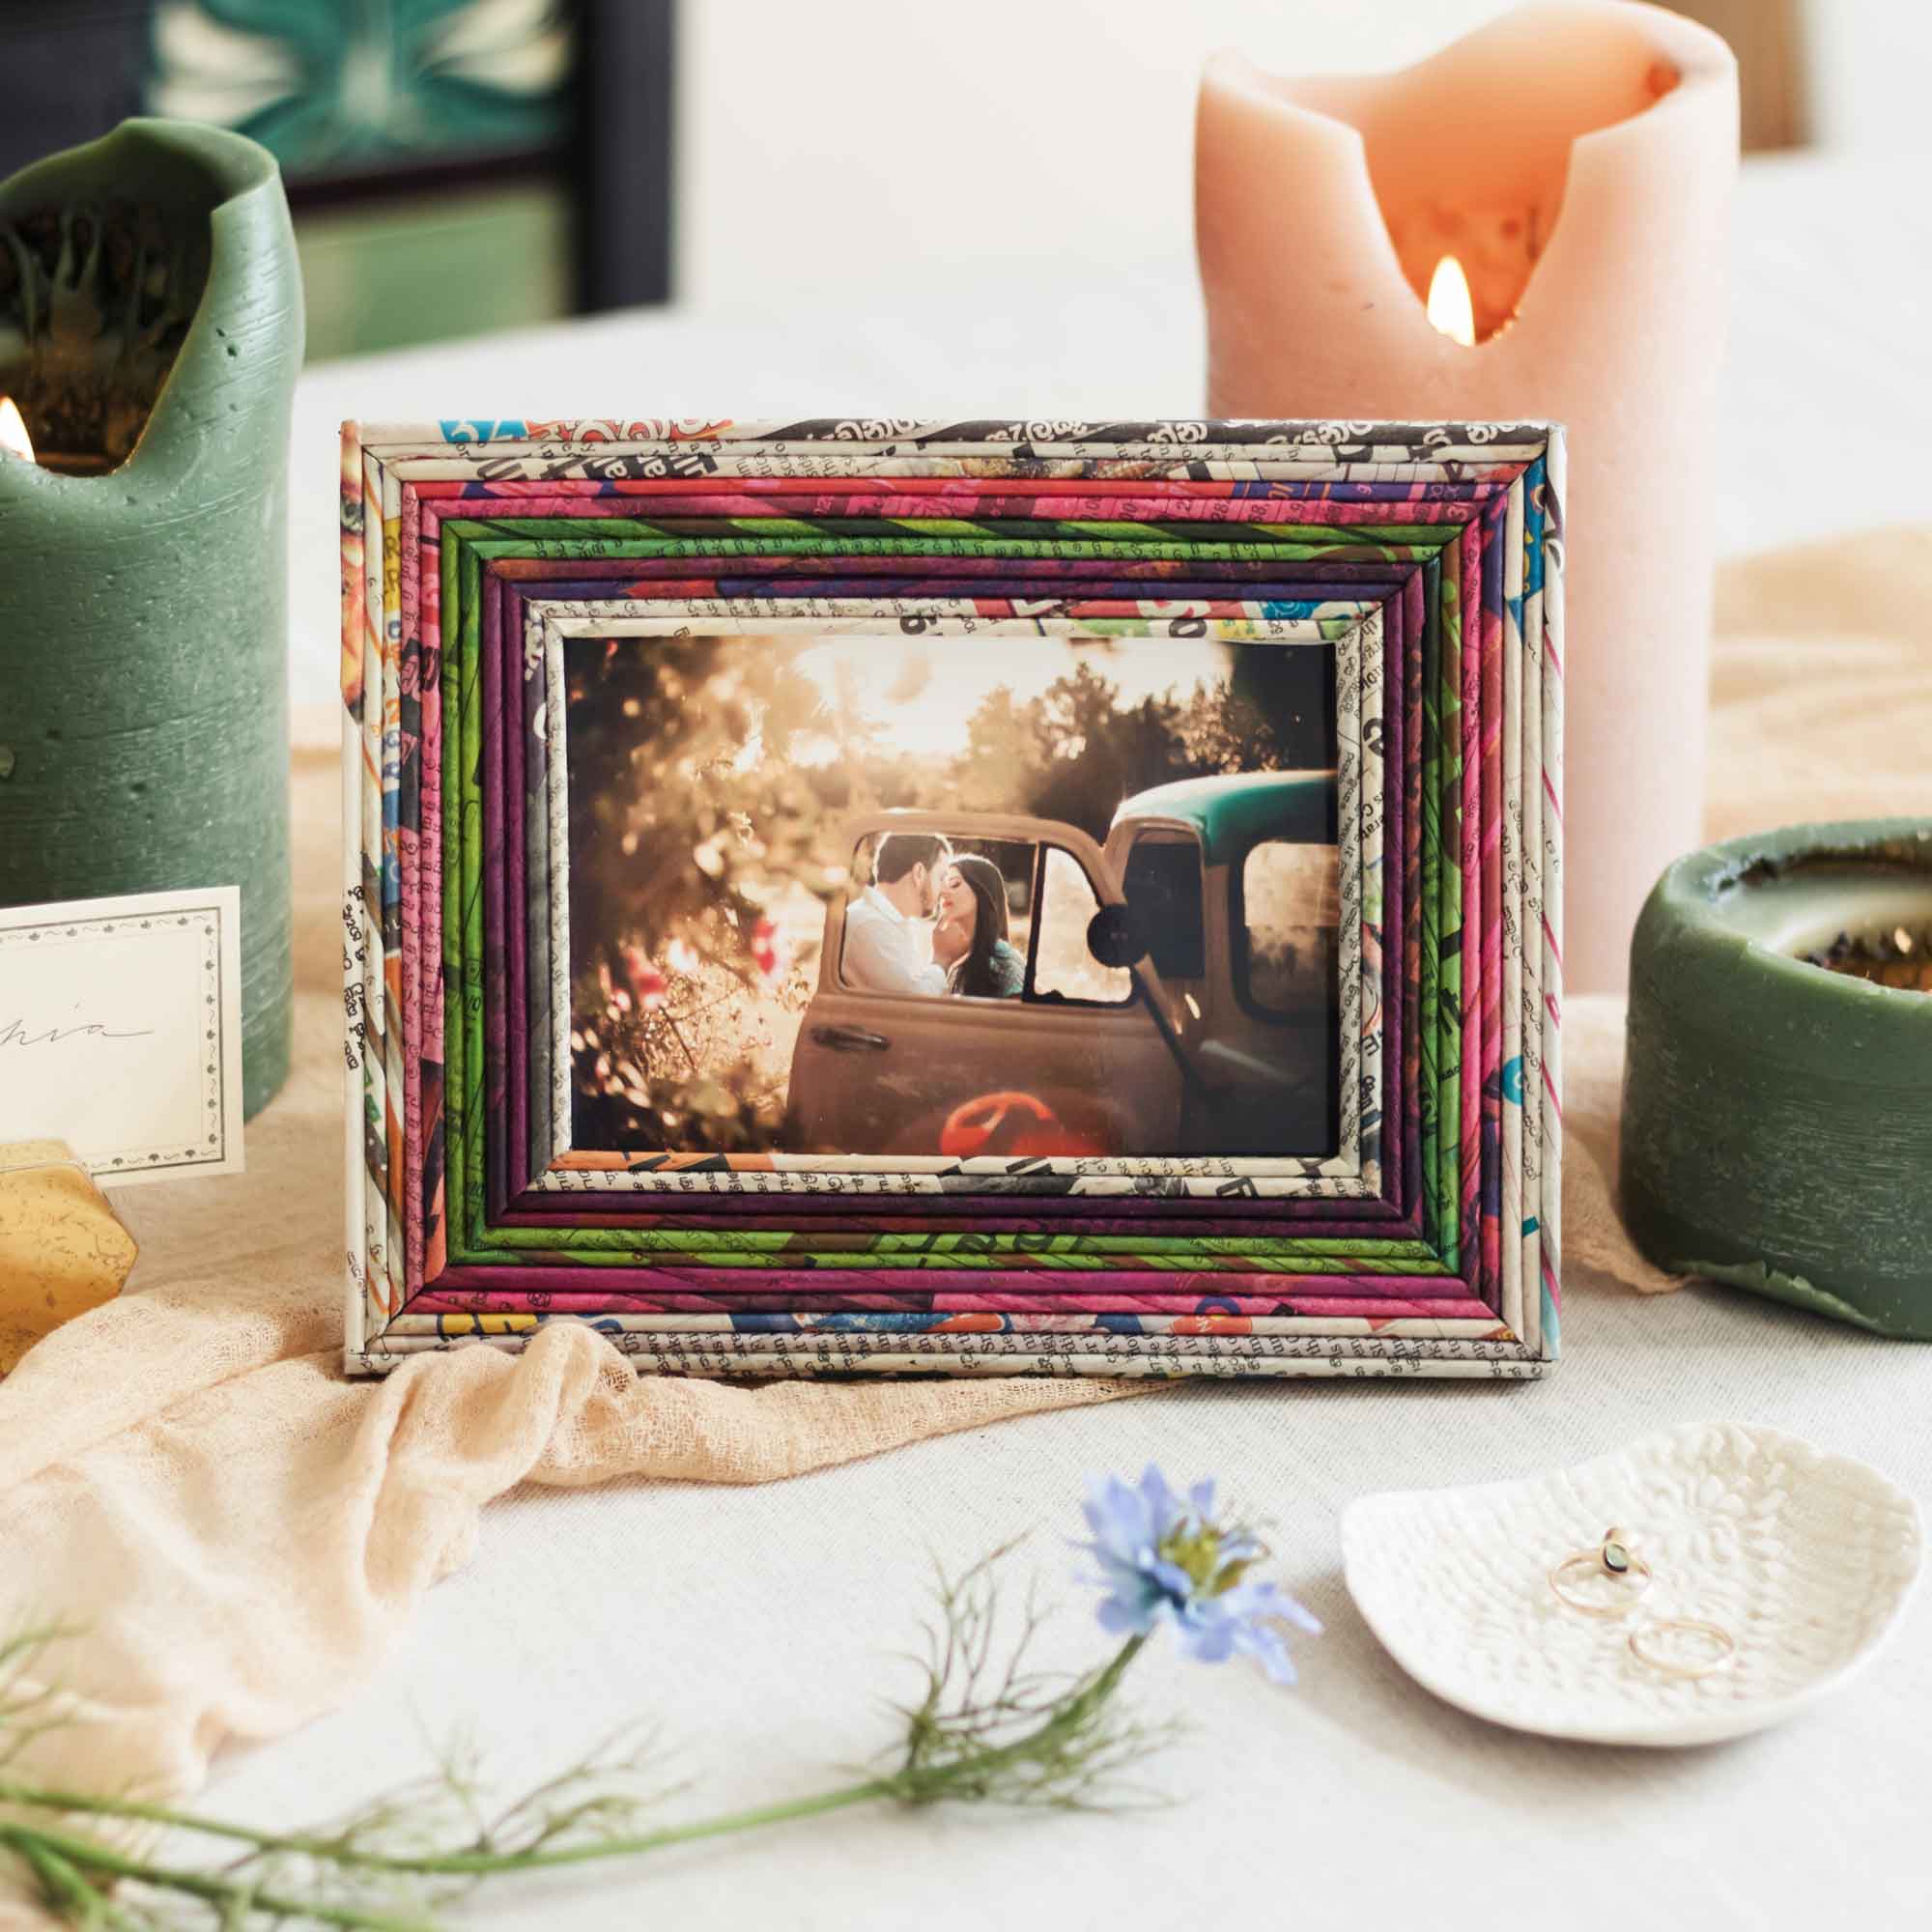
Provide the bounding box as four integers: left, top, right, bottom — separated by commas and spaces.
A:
0, 398, 33, 464
1426, 255, 1477, 348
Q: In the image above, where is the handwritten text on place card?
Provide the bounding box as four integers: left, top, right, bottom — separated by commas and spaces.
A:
0, 887, 244, 1185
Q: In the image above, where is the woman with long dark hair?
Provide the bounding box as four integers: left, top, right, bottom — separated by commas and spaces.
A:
931, 853, 1023, 999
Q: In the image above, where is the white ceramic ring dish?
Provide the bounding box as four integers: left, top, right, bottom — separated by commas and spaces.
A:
1341, 1419, 1922, 1747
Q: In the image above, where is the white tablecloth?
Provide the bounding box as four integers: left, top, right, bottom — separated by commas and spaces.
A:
191, 156, 1931, 1927
204, 1287, 1929, 1929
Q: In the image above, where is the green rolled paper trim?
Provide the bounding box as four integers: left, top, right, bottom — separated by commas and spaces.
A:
1621, 819, 1932, 1340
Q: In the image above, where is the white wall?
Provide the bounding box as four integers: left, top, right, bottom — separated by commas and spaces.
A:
673, 0, 1520, 305
673, 0, 1932, 309
1801, 0, 1932, 155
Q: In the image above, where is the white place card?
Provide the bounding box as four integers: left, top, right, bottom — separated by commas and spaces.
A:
0, 887, 244, 1185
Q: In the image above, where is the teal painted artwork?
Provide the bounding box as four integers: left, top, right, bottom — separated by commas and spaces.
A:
145, 0, 572, 177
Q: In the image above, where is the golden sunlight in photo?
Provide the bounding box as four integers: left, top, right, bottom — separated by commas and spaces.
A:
0, 398, 35, 464
1425, 255, 1477, 348
788, 635, 1240, 763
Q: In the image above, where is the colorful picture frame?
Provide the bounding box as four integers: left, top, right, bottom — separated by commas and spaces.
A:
340, 417, 1564, 1380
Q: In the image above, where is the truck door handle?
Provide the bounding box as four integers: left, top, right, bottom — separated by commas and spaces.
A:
811, 1024, 892, 1052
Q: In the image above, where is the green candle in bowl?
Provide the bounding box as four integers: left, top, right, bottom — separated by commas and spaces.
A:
1621, 820, 1932, 1340
0, 121, 302, 1118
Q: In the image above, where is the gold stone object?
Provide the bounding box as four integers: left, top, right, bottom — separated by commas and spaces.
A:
0, 1138, 138, 1375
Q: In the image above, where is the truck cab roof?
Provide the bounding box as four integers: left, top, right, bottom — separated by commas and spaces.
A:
1110, 771, 1338, 867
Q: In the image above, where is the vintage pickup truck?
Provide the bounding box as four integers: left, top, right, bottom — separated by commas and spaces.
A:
782, 771, 1340, 1162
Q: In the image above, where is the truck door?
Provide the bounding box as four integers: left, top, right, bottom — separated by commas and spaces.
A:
784, 810, 1187, 1161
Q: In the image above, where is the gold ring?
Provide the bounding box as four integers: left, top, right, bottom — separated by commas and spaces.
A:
1628, 1617, 1737, 1680
1548, 1526, 1654, 1618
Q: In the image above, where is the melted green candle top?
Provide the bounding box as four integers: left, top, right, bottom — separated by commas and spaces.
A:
1622, 821, 1932, 1340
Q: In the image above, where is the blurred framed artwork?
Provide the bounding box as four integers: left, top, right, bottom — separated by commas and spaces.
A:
339, 415, 1564, 1382
0, 1, 673, 356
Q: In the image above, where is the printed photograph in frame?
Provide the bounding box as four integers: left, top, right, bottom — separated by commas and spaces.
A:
561, 626, 1344, 1169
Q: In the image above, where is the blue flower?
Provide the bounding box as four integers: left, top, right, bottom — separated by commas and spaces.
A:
1078, 1464, 1321, 1685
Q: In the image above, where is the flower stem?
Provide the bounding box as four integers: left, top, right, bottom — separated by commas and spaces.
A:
0, 1774, 894, 1882
0, 1634, 1150, 1908
899, 1633, 1147, 1800
426, 1776, 902, 1873
0, 1821, 438, 1930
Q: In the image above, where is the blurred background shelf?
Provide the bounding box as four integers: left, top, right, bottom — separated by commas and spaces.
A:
0, 0, 671, 356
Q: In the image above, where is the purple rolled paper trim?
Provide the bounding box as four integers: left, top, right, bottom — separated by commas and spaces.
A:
475, 566, 1414, 1241
482, 571, 1414, 1239
489, 561, 1416, 1234
482, 570, 511, 1221
501, 568, 529, 1195
430, 474, 1511, 506
439, 583, 1422, 1298
1459, 510, 1489, 1288
408, 1264, 1479, 1304
1478, 495, 1508, 1295
409, 1285, 1497, 1319
427, 510, 1437, 1236
411, 461, 1476, 1252
485, 564, 1399, 1215
1402, 564, 1426, 1229
486, 554, 1418, 592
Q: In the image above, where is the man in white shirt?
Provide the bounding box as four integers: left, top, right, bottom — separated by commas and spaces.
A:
841, 832, 953, 995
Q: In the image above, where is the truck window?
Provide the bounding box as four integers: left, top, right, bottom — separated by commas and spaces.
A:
1029, 846, 1130, 1006
1122, 834, 1206, 980
1236, 839, 1340, 1017
837, 835, 1128, 1006
838, 835, 1032, 997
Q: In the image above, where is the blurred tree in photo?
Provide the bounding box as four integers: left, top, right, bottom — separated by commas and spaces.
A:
566, 634, 841, 1152
951, 651, 1332, 842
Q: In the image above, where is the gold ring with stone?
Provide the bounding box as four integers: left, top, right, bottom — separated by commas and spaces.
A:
1548, 1527, 1654, 1618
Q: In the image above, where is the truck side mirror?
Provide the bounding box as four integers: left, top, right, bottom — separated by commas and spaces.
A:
1086, 902, 1150, 969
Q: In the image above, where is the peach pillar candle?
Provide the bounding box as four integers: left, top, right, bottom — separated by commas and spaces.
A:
1197, 0, 1737, 993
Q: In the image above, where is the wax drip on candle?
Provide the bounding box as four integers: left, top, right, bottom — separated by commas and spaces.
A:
1426, 255, 1477, 347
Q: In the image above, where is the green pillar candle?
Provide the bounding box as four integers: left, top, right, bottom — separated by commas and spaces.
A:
0, 121, 301, 1118
1621, 819, 1932, 1340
